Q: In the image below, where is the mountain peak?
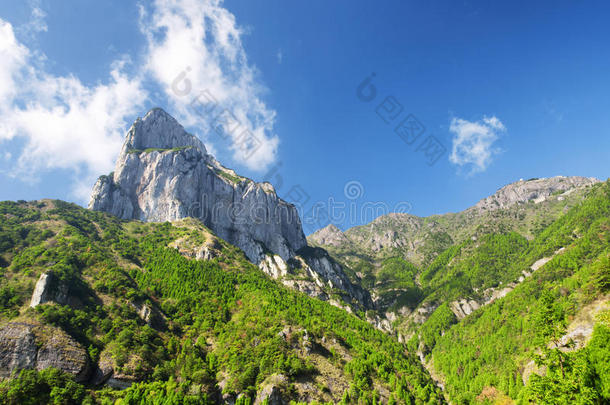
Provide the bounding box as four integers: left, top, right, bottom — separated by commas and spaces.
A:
122, 108, 206, 153
474, 175, 600, 211
90, 109, 306, 264
308, 224, 350, 247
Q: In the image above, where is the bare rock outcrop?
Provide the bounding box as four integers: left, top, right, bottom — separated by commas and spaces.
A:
474, 176, 599, 211
0, 322, 90, 382
89, 108, 306, 265
296, 247, 373, 308
90, 108, 371, 308
254, 374, 288, 405
29, 271, 68, 308
259, 255, 289, 279
449, 299, 481, 320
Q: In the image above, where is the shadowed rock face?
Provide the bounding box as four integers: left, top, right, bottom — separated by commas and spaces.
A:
29, 272, 68, 308
0, 323, 90, 382
89, 108, 306, 263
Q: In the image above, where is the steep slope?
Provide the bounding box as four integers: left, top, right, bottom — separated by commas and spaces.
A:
90, 108, 370, 310
0, 200, 442, 404
312, 178, 610, 403
89, 108, 306, 264
425, 180, 610, 403
309, 176, 600, 315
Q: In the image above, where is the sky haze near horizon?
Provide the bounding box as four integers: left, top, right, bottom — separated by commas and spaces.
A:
0, 0, 608, 231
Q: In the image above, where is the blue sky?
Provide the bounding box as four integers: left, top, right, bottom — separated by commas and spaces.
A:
0, 0, 608, 233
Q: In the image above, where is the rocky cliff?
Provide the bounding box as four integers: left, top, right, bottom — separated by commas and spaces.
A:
89, 109, 371, 309
0, 322, 90, 382
89, 108, 306, 264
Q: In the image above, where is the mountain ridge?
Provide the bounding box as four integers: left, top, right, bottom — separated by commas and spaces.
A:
309, 175, 601, 264
310, 175, 600, 243
89, 108, 307, 264
89, 108, 372, 310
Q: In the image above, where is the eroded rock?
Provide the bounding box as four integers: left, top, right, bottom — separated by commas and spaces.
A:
30, 272, 68, 308
89, 108, 307, 265
254, 374, 288, 405
0, 322, 90, 382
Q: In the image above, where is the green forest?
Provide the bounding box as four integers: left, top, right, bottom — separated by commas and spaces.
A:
0, 200, 441, 404
0, 181, 609, 404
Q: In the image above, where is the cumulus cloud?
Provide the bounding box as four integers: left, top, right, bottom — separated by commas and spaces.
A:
140, 0, 279, 170
0, 17, 147, 200
0, 0, 280, 201
449, 116, 505, 175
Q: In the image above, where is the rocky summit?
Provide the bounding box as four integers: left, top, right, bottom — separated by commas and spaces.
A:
89, 108, 306, 264
89, 108, 371, 309
473, 176, 600, 211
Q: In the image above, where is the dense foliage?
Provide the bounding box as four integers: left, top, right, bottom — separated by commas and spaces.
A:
0, 200, 442, 404
427, 181, 610, 403
1, 180, 609, 404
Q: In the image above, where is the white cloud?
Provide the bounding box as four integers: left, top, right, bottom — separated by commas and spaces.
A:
0, 19, 29, 103
277, 49, 283, 64
140, 0, 279, 170
17, 1, 48, 39
0, 0, 280, 201
449, 115, 505, 175
0, 17, 147, 200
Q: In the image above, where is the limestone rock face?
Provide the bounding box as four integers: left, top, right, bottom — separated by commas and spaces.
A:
0, 323, 90, 382
29, 272, 68, 308
254, 374, 288, 405
449, 299, 481, 320
296, 247, 373, 308
259, 255, 289, 279
89, 108, 306, 264
474, 176, 599, 211
308, 224, 350, 247
36, 334, 91, 382
0, 323, 37, 375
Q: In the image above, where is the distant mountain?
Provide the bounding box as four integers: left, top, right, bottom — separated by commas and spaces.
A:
310, 176, 599, 265
473, 176, 599, 211
310, 177, 610, 403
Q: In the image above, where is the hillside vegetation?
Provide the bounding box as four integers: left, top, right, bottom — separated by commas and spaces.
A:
1, 178, 608, 404
429, 180, 610, 402
0, 200, 442, 404
312, 179, 610, 404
